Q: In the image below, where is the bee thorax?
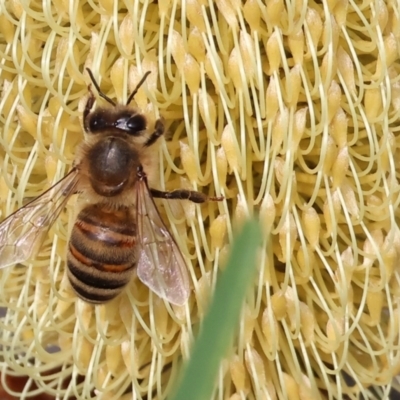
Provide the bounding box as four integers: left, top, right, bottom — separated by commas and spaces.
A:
88, 137, 137, 196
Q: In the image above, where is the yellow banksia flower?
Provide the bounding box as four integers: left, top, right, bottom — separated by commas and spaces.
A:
1, 1, 400, 400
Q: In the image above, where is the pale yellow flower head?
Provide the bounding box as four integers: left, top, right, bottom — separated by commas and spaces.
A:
1, 0, 400, 399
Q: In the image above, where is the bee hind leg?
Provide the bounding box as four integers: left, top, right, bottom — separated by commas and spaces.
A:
150, 188, 223, 204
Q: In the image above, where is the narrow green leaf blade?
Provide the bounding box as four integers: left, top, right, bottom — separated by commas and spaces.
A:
171, 218, 261, 400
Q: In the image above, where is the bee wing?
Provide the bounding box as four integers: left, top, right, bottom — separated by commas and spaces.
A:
135, 180, 190, 306
0, 168, 80, 269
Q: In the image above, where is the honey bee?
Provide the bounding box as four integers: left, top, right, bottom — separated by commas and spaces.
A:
0, 69, 223, 305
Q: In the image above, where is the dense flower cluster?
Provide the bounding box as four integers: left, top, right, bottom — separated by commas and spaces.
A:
0, 0, 400, 399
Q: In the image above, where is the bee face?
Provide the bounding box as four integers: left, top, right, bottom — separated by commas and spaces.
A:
85, 108, 147, 136
0, 68, 223, 306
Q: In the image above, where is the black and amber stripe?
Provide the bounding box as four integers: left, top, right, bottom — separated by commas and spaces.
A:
67, 204, 137, 304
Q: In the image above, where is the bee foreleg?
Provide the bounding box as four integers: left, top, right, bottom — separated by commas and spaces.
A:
144, 118, 165, 147
150, 188, 223, 204
83, 86, 96, 132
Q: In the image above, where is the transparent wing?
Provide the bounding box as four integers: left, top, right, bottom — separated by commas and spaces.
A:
136, 180, 190, 306
0, 169, 80, 269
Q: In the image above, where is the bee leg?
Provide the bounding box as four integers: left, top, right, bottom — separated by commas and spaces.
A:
144, 118, 165, 147
83, 85, 96, 133
150, 188, 223, 203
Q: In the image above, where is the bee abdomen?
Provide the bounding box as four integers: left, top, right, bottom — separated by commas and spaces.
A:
67, 205, 137, 304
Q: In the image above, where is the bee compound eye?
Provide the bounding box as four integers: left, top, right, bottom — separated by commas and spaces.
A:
126, 115, 146, 135
89, 116, 105, 132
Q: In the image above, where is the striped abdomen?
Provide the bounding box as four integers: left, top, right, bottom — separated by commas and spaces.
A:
67, 204, 136, 303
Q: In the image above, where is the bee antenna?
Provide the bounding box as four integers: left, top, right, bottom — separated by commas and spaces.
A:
86, 68, 116, 107
126, 71, 151, 105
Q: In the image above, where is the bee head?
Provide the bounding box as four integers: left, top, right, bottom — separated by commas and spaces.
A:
86, 108, 147, 136
84, 68, 151, 137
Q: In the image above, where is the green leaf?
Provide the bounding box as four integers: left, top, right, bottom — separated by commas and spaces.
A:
171, 218, 261, 400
